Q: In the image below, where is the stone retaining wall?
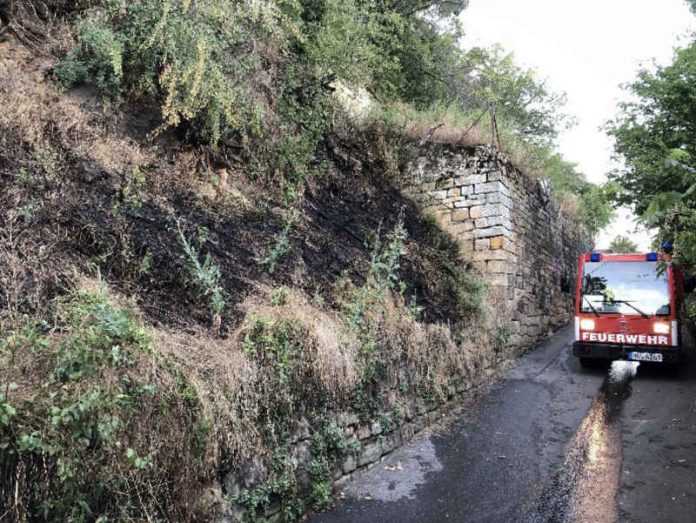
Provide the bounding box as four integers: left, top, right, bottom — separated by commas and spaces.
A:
221, 144, 591, 522
407, 143, 592, 351
222, 372, 491, 522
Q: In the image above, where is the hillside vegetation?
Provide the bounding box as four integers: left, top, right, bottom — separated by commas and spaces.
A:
1, 1, 607, 521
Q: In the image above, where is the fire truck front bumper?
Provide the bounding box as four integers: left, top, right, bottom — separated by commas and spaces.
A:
572, 342, 682, 363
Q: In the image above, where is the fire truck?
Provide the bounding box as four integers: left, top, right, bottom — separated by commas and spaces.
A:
572, 250, 691, 367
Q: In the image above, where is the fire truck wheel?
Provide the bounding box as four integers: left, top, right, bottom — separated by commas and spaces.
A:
663, 362, 681, 377
579, 357, 606, 368
579, 357, 595, 368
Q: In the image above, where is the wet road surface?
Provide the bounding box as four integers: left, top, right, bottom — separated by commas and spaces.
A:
309, 326, 696, 523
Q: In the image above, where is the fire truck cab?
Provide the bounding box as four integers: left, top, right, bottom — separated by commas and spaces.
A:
572, 251, 687, 367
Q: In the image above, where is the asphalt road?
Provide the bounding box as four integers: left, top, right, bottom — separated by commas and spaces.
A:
309, 326, 696, 523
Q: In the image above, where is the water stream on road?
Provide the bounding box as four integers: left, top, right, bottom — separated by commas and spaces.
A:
529, 361, 639, 523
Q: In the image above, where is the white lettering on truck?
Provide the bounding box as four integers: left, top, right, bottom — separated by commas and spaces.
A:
581, 331, 669, 346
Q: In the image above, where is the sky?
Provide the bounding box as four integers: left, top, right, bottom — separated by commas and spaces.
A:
459, 0, 696, 250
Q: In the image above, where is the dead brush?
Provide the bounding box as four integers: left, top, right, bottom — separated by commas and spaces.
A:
149, 288, 361, 489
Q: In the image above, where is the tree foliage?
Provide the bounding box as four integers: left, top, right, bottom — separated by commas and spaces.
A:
53, 0, 603, 230
608, 36, 696, 264
609, 235, 638, 253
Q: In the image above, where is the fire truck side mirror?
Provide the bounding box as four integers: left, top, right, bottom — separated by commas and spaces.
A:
685, 275, 696, 294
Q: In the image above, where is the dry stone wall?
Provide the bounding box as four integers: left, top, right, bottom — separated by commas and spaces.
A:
222, 375, 486, 523
407, 143, 592, 351
220, 144, 591, 522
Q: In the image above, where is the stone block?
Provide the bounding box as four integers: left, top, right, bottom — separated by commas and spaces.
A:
370, 420, 383, 436
474, 218, 488, 228
471, 261, 486, 273
487, 260, 507, 273
474, 226, 505, 239
469, 249, 508, 261
488, 273, 508, 286
358, 424, 371, 440
490, 235, 504, 250
475, 239, 490, 251
470, 203, 506, 219
358, 441, 383, 467
290, 440, 311, 471
454, 174, 485, 186
456, 195, 487, 208
384, 430, 403, 453
487, 170, 504, 182
431, 190, 448, 200
342, 455, 357, 474
451, 209, 470, 222
474, 181, 509, 195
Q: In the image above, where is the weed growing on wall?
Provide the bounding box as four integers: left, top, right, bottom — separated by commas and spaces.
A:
176, 218, 225, 318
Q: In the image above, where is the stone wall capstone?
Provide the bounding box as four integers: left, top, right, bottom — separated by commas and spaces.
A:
407, 143, 593, 351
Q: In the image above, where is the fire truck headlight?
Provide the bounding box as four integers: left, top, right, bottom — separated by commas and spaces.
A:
580, 319, 596, 331
653, 322, 670, 334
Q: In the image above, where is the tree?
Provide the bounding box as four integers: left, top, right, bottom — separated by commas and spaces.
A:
609, 235, 638, 253
457, 46, 571, 146
607, 34, 696, 265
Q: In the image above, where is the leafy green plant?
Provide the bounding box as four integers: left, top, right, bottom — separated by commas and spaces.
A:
306, 418, 347, 510
490, 323, 512, 354
348, 212, 408, 331
55, 16, 124, 97
0, 287, 208, 521
232, 447, 305, 523
261, 210, 298, 274
176, 218, 225, 317
242, 316, 304, 385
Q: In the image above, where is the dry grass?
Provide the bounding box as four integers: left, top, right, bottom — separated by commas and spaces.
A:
149, 287, 361, 472
403, 118, 491, 147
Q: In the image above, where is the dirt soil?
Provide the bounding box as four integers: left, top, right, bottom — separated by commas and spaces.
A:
0, 36, 472, 335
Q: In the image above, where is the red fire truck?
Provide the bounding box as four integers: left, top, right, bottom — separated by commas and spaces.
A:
572, 251, 689, 367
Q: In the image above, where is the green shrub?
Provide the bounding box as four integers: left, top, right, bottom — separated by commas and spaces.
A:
56, 16, 124, 97
0, 287, 207, 522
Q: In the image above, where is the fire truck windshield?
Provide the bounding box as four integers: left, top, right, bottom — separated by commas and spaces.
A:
580, 261, 671, 316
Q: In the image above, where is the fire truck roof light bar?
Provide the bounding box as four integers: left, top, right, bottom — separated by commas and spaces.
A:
647, 252, 658, 261
590, 252, 601, 262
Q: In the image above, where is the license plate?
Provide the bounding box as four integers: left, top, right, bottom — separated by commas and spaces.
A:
628, 352, 663, 363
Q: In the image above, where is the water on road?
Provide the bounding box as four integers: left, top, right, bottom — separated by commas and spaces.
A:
309, 327, 696, 523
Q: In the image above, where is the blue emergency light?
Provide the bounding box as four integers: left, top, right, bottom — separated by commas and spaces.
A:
590, 252, 601, 262
647, 252, 658, 261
